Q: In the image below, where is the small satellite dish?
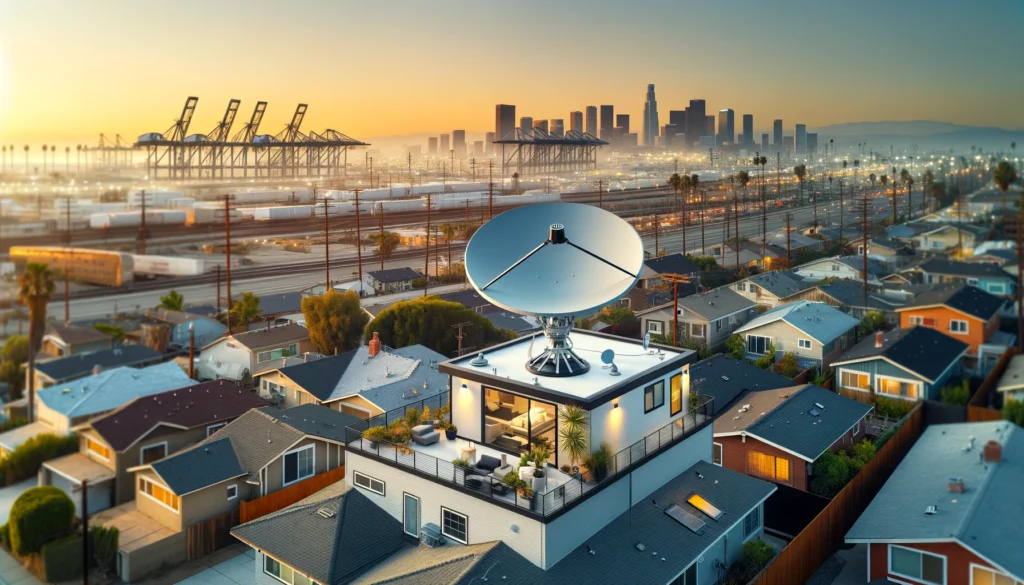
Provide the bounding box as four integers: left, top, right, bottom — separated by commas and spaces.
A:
600, 349, 615, 365
643, 332, 651, 351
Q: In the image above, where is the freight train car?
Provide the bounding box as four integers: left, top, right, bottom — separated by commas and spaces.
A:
9, 246, 133, 287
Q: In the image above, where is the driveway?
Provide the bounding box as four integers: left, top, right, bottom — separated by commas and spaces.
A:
174, 548, 254, 585
0, 479, 37, 525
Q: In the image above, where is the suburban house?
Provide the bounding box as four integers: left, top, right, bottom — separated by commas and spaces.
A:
913, 223, 989, 254
751, 228, 825, 255
145, 308, 227, 348
0, 361, 193, 456
731, 270, 811, 308
712, 384, 872, 492
847, 421, 1022, 585
693, 242, 781, 270
363, 267, 424, 295
40, 323, 114, 357
97, 404, 359, 583
248, 292, 306, 328
39, 381, 265, 517
899, 258, 1016, 296
636, 253, 701, 291
196, 322, 314, 384
996, 354, 1024, 402
31, 345, 164, 389
832, 327, 969, 403
895, 284, 1010, 370
258, 336, 449, 418
885, 223, 933, 247
734, 301, 860, 371
845, 236, 911, 259
789, 279, 906, 324
637, 288, 756, 350
966, 247, 1016, 269
793, 256, 888, 285
691, 354, 795, 417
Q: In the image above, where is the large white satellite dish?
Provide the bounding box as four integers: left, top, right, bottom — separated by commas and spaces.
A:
465, 202, 643, 377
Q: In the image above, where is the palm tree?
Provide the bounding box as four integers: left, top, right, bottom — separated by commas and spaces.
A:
50, 146, 55, 172
869, 173, 877, 191
922, 169, 935, 213
737, 171, 751, 212
793, 164, 807, 207
23, 145, 28, 173
64, 146, 70, 173
157, 289, 185, 312
993, 161, 1018, 217
19, 262, 55, 421
880, 175, 893, 223
230, 292, 262, 328
76, 144, 82, 172
906, 177, 915, 220
1, 145, 5, 171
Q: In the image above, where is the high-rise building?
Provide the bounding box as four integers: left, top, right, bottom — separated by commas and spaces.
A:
519, 117, 533, 132
773, 119, 783, 148
440, 133, 450, 154
795, 124, 807, 153
718, 109, 735, 145
585, 106, 598, 136
705, 115, 715, 139
669, 110, 686, 128
569, 111, 583, 133
742, 114, 753, 146
686, 100, 706, 146
473, 140, 484, 157
616, 114, 630, 135
533, 119, 548, 133
452, 130, 466, 157
806, 133, 818, 156
495, 104, 515, 142
782, 136, 794, 152
600, 105, 614, 141
761, 134, 769, 150
485, 132, 496, 155
428, 136, 438, 155
642, 84, 659, 147
550, 119, 565, 137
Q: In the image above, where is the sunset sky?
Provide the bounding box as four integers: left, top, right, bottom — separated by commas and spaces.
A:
0, 0, 1021, 148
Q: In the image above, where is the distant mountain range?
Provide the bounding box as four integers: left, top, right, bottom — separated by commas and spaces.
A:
808, 121, 1024, 153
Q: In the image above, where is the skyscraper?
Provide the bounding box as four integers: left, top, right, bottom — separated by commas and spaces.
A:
533, 119, 548, 133
485, 132, 496, 155
669, 110, 686, 131
519, 116, 533, 132
761, 134, 769, 150
495, 104, 515, 142
616, 114, 630, 135
742, 114, 753, 146
795, 124, 807, 153
686, 100, 706, 147
773, 119, 783, 149
600, 105, 614, 142
440, 133, 450, 154
569, 111, 583, 133
718, 109, 735, 145
585, 106, 598, 136
705, 115, 715, 139
642, 84, 659, 147
550, 119, 565, 137
428, 136, 438, 155
806, 133, 818, 155
452, 130, 466, 157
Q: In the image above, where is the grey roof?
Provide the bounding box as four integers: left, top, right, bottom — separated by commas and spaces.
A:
367, 267, 423, 283
832, 327, 969, 383
274, 345, 448, 411
435, 289, 493, 311
145, 308, 204, 325
836, 256, 888, 277
150, 437, 246, 495
691, 355, 793, 416
676, 288, 755, 320
735, 301, 860, 344
34, 345, 164, 383
44, 323, 113, 346
351, 542, 517, 585
232, 482, 404, 585
715, 385, 872, 461
256, 292, 304, 316
36, 361, 194, 418
484, 312, 540, 334
996, 354, 1024, 393
260, 404, 361, 443
847, 421, 1023, 581
643, 253, 700, 276
743, 271, 811, 299
913, 257, 1014, 280
816, 280, 906, 312
900, 283, 1006, 321
211, 322, 309, 350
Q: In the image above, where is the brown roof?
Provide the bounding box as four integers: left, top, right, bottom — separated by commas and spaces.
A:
45, 323, 112, 346
221, 322, 309, 350
145, 308, 202, 325
86, 380, 268, 452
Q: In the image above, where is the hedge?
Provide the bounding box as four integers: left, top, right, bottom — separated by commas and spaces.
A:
42, 534, 82, 582
0, 432, 79, 486
9, 486, 75, 556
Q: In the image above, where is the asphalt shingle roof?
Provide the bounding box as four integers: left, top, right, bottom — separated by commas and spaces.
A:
847, 421, 1023, 581
743, 271, 811, 298
367, 267, 423, 283
914, 257, 1013, 280
691, 355, 793, 416
676, 288, 755, 320
832, 327, 968, 383
211, 322, 309, 351
900, 283, 1005, 321
150, 437, 246, 495
44, 323, 112, 346
34, 345, 164, 383
735, 301, 859, 344
260, 404, 361, 443
484, 312, 539, 334
36, 361, 194, 419
256, 292, 304, 316
643, 253, 700, 276
815, 280, 905, 312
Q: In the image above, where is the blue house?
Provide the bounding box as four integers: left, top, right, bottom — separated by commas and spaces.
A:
831, 326, 968, 402
146, 309, 228, 349
901, 258, 1017, 297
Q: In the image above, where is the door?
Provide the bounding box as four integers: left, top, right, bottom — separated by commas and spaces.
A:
403, 494, 420, 538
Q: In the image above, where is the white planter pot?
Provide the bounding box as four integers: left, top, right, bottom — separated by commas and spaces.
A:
518, 466, 536, 482
531, 476, 547, 493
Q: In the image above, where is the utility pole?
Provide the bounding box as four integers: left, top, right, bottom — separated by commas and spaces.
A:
598, 179, 603, 209
654, 214, 659, 256
452, 321, 472, 356
734, 193, 740, 270
776, 152, 782, 202
323, 196, 330, 285
64, 198, 71, 324
1016, 211, 1024, 351
379, 203, 385, 271
354, 189, 363, 287
424, 193, 431, 296
861, 195, 870, 312
188, 324, 195, 379
681, 189, 687, 256
488, 161, 494, 219
839, 179, 845, 241
215, 265, 221, 313
139, 189, 147, 255
224, 194, 232, 332
662, 274, 690, 347
369, 156, 373, 188
786, 213, 792, 269
700, 189, 706, 251
81, 479, 88, 585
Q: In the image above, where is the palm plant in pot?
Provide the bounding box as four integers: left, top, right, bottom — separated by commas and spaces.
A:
558, 405, 589, 474
582, 441, 614, 482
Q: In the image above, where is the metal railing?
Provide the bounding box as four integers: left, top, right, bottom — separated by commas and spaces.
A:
344, 393, 714, 519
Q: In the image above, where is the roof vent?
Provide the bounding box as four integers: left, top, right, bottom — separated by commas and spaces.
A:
948, 477, 965, 493
470, 353, 488, 367
809, 408, 822, 417
814, 402, 826, 410
983, 440, 1002, 463
92, 365, 102, 376
721, 375, 729, 381
316, 508, 336, 518
925, 505, 938, 515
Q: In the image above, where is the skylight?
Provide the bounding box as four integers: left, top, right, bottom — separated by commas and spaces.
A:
665, 504, 706, 534
687, 494, 723, 520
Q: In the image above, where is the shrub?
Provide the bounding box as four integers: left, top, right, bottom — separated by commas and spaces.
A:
809, 450, 851, 498
1005, 398, 1024, 427
9, 486, 75, 555
774, 352, 801, 378
0, 522, 9, 549
722, 539, 777, 584
724, 334, 745, 359
873, 396, 914, 420
0, 433, 79, 486
850, 438, 877, 469
940, 379, 970, 406
91, 525, 120, 574
42, 534, 82, 582
451, 457, 469, 468
875, 420, 903, 448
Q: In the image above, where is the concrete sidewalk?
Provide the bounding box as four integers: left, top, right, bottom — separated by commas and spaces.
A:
0, 548, 42, 585
132, 543, 252, 585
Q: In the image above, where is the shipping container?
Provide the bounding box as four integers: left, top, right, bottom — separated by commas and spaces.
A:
253, 205, 314, 221
186, 205, 242, 225
9, 246, 133, 286
128, 190, 185, 209
89, 210, 187, 229
131, 255, 206, 277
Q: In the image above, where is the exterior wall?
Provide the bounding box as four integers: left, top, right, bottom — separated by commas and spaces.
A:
867, 541, 1018, 585
79, 429, 118, 472
588, 364, 691, 455
199, 341, 253, 379
262, 437, 336, 495
715, 434, 810, 491
34, 401, 70, 435
134, 469, 182, 531
251, 340, 316, 376
180, 476, 251, 528
120, 530, 186, 583
834, 361, 932, 401
450, 376, 484, 443
898, 307, 992, 355
344, 451, 547, 567
731, 280, 783, 308
741, 320, 832, 369
630, 425, 712, 504
117, 425, 211, 505
795, 260, 861, 282
330, 394, 383, 418
819, 329, 854, 371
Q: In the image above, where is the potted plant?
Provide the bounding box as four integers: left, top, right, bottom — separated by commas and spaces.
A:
558, 405, 589, 473
583, 441, 613, 482
503, 471, 533, 500
531, 466, 547, 492
362, 425, 389, 448
432, 405, 450, 428
451, 457, 469, 468
444, 421, 458, 441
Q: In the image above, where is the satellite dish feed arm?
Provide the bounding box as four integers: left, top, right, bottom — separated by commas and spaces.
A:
565, 240, 638, 280
481, 240, 549, 290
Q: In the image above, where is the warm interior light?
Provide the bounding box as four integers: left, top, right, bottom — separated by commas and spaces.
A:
687, 494, 723, 520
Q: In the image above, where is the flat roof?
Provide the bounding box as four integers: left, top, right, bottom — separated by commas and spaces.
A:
441, 330, 693, 406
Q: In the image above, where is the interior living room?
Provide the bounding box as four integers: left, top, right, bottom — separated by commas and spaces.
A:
482, 388, 557, 454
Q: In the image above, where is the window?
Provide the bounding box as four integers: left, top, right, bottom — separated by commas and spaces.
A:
647, 320, 663, 334
227, 484, 238, 500
742, 507, 761, 539
990, 284, 1005, 294
140, 477, 179, 512
354, 472, 385, 496
690, 323, 706, 338
950, 319, 969, 334
840, 370, 870, 391
207, 422, 226, 437
283, 445, 315, 486
712, 443, 723, 466
263, 555, 318, 585
831, 263, 840, 271
715, 319, 722, 332
852, 420, 861, 436
876, 377, 919, 399
748, 283, 756, 293
908, 316, 922, 326
971, 564, 1024, 585
735, 283, 745, 292
888, 545, 945, 585
86, 438, 111, 461
798, 339, 812, 350
840, 336, 848, 350
908, 315, 937, 327
257, 351, 272, 364
644, 380, 665, 413
441, 507, 468, 544
746, 451, 790, 484
746, 335, 772, 355
139, 442, 167, 465
967, 278, 979, 286
670, 374, 683, 416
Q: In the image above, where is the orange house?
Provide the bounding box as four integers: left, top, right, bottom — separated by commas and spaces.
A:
896, 285, 1004, 358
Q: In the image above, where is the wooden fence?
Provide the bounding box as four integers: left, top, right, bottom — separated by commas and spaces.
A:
240, 466, 345, 524
186, 508, 240, 561
750, 405, 925, 585
966, 347, 1016, 422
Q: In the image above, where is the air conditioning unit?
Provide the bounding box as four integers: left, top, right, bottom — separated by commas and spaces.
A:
420, 523, 444, 548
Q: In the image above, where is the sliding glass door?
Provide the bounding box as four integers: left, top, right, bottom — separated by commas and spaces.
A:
482, 387, 557, 456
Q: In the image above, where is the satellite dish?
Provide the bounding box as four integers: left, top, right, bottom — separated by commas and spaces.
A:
600, 349, 615, 365
465, 203, 643, 377
643, 332, 651, 351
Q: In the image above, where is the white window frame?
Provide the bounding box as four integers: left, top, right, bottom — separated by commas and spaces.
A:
440, 507, 468, 544
875, 374, 921, 401
966, 278, 979, 286
741, 507, 761, 542
968, 562, 1023, 585
206, 422, 227, 437
798, 338, 812, 350
746, 334, 773, 356
139, 477, 179, 514
949, 319, 969, 335
353, 471, 385, 496
838, 368, 871, 393
712, 442, 723, 467
908, 315, 923, 326
226, 484, 238, 501
647, 320, 663, 334
887, 544, 947, 585
852, 420, 861, 437
282, 444, 316, 487
139, 441, 169, 465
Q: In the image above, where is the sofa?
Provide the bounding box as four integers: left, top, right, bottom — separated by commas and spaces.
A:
410, 424, 439, 446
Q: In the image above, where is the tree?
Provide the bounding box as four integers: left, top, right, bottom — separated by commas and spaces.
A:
686, 255, 719, 271
8, 486, 75, 556
301, 290, 369, 355
370, 231, 401, 260
736, 170, 751, 211
668, 173, 682, 198
557, 405, 589, 470
365, 296, 516, 357
18, 262, 54, 422
601, 306, 637, 327
857, 311, 887, 337
157, 289, 184, 312
725, 334, 745, 359
993, 160, 1018, 214
922, 169, 935, 213
92, 323, 126, 343
869, 173, 876, 190
440, 223, 458, 276
1004, 397, 1024, 427
754, 341, 776, 369
1, 335, 29, 364
940, 379, 970, 406
230, 292, 262, 327
774, 352, 801, 377
793, 164, 807, 206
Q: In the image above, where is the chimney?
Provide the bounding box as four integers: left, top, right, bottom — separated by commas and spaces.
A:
368, 332, 381, 357
947, 477, 965, 493
874, 331, 884, 348
92, 365, 102, 376
984, 440, 1002, 463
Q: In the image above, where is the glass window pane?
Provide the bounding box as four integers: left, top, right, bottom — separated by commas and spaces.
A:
294, 573, 310, 585
776, 458, 790, 482
889, 547, 921, 578
670, 374, 682, 415
971, 566, 993, 585
280, 564, 293, 584
921, 555, 943, 583
284, 453, 297, 484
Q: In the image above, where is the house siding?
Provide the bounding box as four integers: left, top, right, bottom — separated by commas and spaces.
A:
263, 437, 337, 494
180, 476, 251, 528
117, 425, 212, 505
135, 469, 182, 532
715, 435, 809, 491
741, 320, 853, 371
867, 541, 1016, 585
898, 306, 996, 356
833, 360, 950, 401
